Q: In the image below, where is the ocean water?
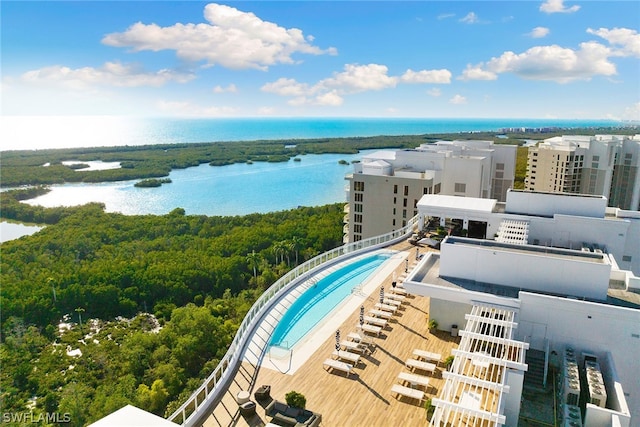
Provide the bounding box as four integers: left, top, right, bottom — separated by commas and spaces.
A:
0, 116, 622, 151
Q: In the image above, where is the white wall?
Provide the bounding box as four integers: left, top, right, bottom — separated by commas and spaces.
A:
503, 369, 524, 427
439, 238, 611, 300
428, 298, 471, 333
505, 190, 607, 218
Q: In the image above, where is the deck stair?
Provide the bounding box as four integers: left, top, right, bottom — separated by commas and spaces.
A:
524, 349, 546, 389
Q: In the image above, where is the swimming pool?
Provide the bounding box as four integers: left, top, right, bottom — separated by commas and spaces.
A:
269, 253, 389, 349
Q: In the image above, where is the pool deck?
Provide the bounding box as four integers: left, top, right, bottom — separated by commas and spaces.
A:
201, 240, 461, 427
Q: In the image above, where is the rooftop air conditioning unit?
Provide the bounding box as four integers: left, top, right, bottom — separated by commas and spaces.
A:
563, 404, 583, 427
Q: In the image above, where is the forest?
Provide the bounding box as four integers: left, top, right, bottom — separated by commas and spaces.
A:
1, 190, 345, 425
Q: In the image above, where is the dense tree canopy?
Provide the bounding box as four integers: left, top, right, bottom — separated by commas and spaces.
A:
1, 197, 345, 424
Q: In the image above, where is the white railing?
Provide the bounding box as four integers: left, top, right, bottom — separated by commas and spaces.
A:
168, 215, 421, 426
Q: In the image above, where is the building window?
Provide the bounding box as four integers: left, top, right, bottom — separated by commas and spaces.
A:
353, 224, 362, 233
414, 199, 418, 208
393, 208, 396, 215
402, 209, 407, 218
403, 198, 408, 207
354, 214, 362, 223
355, 193, 363, 202
495, 171, 504, 179
392, 219, 396, 226
622, 255, 632, 262
496, 162, 504, 170
404, 185, 409, 196
354, 181, 364, 191
393, 197, 397, 204
423, 187, 429, 194
434, 183, 441, 194
454, 183, 466, 193
354, 203, 362, 213
393, 184, 398, 194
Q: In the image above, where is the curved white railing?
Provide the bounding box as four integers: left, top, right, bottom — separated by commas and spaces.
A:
168, 215, 421, 426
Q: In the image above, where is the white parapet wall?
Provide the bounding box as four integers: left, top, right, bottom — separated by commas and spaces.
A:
439, 237, 612, 301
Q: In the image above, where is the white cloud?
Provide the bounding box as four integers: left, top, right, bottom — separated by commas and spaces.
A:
102, 3, 336, 70
459, 12, 479, 24
528, 27, 550, 39
261, 78, 311, 97
437, 13, 455, 20
621, 102, 640, 121
540, 0, 580, 14
426, 88, 441, 97
459, 65, 498, 81
587, 27, 640, 58
213, 83, 237, 93
20, 62, 194, 89
314, 91, 344, 106
262, 63, 452, 107
460, 42, 616, 83
449, 94, 467, 104
319, 64, 398, 93
401, 69, 451, 84
156, 99, 237, 116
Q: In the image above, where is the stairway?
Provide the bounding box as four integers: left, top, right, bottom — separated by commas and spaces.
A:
524, 349, 547, 389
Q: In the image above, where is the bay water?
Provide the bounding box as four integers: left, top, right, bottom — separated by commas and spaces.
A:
23, 152, 370, 217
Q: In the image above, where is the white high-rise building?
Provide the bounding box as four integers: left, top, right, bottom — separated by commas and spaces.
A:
525, 134, 640, 210
344, 140, 517, 242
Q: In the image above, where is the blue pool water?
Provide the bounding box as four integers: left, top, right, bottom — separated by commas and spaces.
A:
269, 253, 389, 349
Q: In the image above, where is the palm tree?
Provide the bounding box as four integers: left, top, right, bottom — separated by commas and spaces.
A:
246, 250, 261, 284
290, 236, 303, 265
284, 240, 293, 267
273, 241, 286, 265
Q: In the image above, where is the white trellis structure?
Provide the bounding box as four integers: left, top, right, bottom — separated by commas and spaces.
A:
430, 304, 529, 426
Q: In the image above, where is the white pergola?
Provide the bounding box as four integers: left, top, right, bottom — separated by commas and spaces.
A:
429, 304, 529, 427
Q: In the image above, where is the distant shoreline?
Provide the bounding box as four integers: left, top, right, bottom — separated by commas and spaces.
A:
1, 125, 637, 189
1, 115, 634, 152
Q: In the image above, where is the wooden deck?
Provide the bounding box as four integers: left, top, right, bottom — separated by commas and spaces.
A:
202, 242, 460, 427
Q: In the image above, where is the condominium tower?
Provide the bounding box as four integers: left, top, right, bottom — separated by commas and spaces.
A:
344, 140, 517, 242
525, 134, 640, 210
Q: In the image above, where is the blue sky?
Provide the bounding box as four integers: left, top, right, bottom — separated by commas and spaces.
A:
1, 0, 639, 120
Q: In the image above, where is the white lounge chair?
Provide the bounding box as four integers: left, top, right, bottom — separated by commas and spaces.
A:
358, 323, 382, 336
405, 358, 437, 374
413, 349, 442, 363
332, 349, 361, 364
385, 293, 406, 302
363, 315, 388, 328
397, 371, 430, 389
369, 309, 393, 319
340, 340, 368, 353
347, 332, 375, 348
382, 298, 401, 307
390, 287, 406, 295
374, 303, 397, 313
391, 384, 425, 402
323, 359, 353, 377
